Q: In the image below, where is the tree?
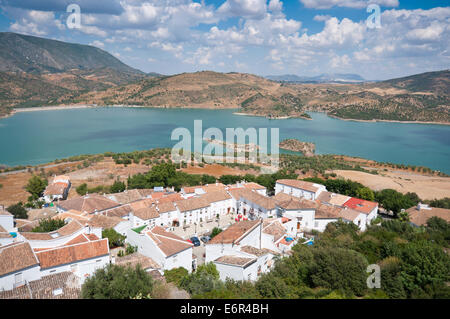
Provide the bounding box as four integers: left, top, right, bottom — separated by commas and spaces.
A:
399, 241, 450, 297
7, 202, 28, 219
26, 175, 48, 200
356, 187, 375, 201
210, 227, 222, 238
102, 228, 126, 248
379, 256, 406, 299
310, 247, 369, 296
255, 273, 294, 298
374, 189, 417, 216
76, 183, 88, 196
398, 211, 410, 222
81, 264, 154, 299
180, 263, 221, 296
110, 180, 126, 193
32, 218, 66, 233
164, 267, 189, 286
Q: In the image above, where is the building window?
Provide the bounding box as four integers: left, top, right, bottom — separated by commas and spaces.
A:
315, 222, 319, 228
53, 288, 63, 296
14, 273, 23, 285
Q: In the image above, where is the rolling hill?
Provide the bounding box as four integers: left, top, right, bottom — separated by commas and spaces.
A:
0, 32, 142, 74
0, 32, 448, 123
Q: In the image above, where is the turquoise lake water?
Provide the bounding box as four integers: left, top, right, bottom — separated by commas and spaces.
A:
0, 107, 449, 173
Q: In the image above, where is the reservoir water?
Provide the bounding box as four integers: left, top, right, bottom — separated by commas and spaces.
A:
0, 107, 449, 173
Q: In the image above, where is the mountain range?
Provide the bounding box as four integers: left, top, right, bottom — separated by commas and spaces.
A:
0, 32, 448, 123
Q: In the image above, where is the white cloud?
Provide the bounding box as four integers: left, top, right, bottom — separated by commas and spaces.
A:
90, 40, 105, 48
217, 0, 267, 19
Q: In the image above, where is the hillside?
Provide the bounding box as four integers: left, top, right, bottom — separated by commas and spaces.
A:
0, 32, 142, 74
0, 33, 448, 123
373, 69, 450, 96
75, 71, 311, 118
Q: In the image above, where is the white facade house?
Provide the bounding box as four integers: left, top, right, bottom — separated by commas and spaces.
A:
0, 242, 41, 291
35, 237, 110, 284
126, 226, 193, 272
202, 191, 233, 218
214, 251, 274, 282
18, 220, 90, 250
275, 179, 326, 201
238, 189, 278, 220
175, 197, 211, 225
130, 206, 160, 228
0, 207, 14, 233
156, 202, 178, 227
206, 220, 280, 282
43, 176, 71, 203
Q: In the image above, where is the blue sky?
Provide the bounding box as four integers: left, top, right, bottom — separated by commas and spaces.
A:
0, 0, 449, 80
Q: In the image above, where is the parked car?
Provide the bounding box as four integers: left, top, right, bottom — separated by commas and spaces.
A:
200, 235, 211, 243
190, 236, 201, 246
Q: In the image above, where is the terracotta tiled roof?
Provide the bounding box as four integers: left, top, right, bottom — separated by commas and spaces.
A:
136, 189, 154, 198
315, 204, 342, 219
202, 190, 232, 204
0, 272, 81, 299
107, 190, 143, 204
239, 189, 276, 210
0, 242, 39, 277
208, 220, 261, 245
276, 179, 320, 193
105, 205, 132, 218
262, 220, 286, 242
146, 226, 193, 257
87, 215, 125, 229
406, 205, 450, 226
36, 238, 109, 269
130, 198, 155, 210
134, 206, 159, 220
57, 220, 84, 236
57, 194, 119, 214
28, 272, 81, 299
20, 220, 84, 241
317, 191, 351, 206
53, 210, 90, 223
243, 182, 266, 190
158, 193, 183, 203
274, 193, 319, 210
27, 208, 58, 221
340, 208, 362, 222
115, 252, 161, 270
201, 183, 226, 192
214, 255, 256, 267
227, 188, 247, 200
44, 182, 69, 196
157, 201, 177, 214
343, 197, 378, 215
240, 245, 278, 257
0, 284, 31, 299
175, 197, 210, 212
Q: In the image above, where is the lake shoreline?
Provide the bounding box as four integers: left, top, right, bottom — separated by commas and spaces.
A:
326, 113, 450, 126
6, 105, 449, 125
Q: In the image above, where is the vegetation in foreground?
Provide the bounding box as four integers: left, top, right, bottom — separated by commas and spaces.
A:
166, 218, 450, 299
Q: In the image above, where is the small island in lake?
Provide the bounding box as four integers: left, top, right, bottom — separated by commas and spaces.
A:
279, 138, 316, 157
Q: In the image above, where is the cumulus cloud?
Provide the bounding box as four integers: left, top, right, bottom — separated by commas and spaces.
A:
217, 0, 267, 19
